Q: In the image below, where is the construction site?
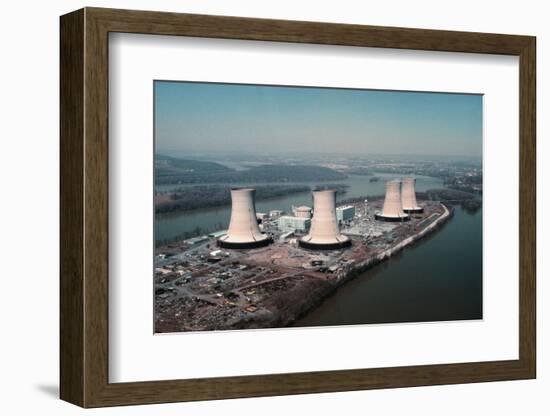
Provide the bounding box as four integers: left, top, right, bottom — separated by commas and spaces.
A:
155, 180, 452, 332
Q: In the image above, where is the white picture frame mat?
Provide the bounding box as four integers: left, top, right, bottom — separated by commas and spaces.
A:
108, 33, 519, 383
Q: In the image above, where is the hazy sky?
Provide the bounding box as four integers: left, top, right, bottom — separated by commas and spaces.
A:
154, 81, 482, 157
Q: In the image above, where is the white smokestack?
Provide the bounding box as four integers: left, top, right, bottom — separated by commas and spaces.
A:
299, 190, 350, 249
375, 180, 410, 222
218, 188, 272, 248
401, 177, 423, 213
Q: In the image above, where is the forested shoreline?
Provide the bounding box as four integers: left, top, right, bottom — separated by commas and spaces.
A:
155, 184, 309, 213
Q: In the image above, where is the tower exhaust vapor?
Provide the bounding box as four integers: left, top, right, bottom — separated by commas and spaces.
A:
401, 177, 423, 213
218, 188, 272, 249
299, 190, 351, 250
375, 180, 410, 222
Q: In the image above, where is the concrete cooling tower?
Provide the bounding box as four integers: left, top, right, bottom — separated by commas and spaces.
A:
299, 190, 351, 250
218, 188, 272, 249
375, 180, 410, 222
401, 177, 423, 213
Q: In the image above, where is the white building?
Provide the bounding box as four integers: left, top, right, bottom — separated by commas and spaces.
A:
336, 205, 355, 222
277, 215, 311, 233
269, 209, 284, 218
293, 205, 312, 218
256, 212, 268, 221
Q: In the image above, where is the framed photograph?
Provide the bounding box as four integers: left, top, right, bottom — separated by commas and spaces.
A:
60, 7, 536, 408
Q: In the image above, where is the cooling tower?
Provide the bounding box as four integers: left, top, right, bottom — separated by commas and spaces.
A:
299, 190, 351, 250
375, 180, 410, 222
218, 188, 272, 249
401, 177, 424, 213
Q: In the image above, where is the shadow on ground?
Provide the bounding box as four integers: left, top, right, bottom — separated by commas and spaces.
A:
35, 384, 58, 399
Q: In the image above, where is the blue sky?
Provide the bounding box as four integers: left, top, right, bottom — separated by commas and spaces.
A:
154, 81, 482, 157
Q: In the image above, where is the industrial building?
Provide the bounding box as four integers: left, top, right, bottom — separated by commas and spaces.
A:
256, 212, 268, 222
218, 188, 273, 249
293, 205, 312, 219
184, 236, 210, 246
401, 177, 424, 213
208, 230, 228, 239
269, 209, 284, 218
375, 180, 410, 222
277, 215, 311, 233
299, 190, 351, 250
336, 205, 355, 223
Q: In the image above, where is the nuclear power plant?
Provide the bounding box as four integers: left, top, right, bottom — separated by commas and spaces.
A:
375, 180, 410, 222
401, 177, 424, 213
299, 190, 351, 250
156, 157, 460, 332
218, 188, 273, 249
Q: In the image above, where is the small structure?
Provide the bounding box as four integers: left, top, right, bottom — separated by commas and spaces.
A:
336, 205, 355, 223
256, 212, 268, 222
293, 205, 313, 219
184, 236, 210, 245
277, 215, 311, 233
299, 190, 351, 250
375, 180, 410, 222
269, 209, 284, 218
279, 231, 295, 243
218, 188, 272, 249
208, 230, 228, 238
401, 177, 424, 213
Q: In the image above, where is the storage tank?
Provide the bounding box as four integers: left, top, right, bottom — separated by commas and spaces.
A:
218, 188, 272, 248
375, 180, 410, 222
401, 177, 424, 213
293, 205, 312, 219
299, 190, 351, 250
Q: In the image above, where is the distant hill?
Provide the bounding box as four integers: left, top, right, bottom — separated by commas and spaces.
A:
155, 155, 347, 184
155, 155, 232, 177
423, 188, 475, 201
229, 164, 346, 183
155, 184, 310, 213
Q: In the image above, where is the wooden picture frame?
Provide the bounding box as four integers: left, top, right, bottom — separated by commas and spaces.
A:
60, 7, 536, 408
